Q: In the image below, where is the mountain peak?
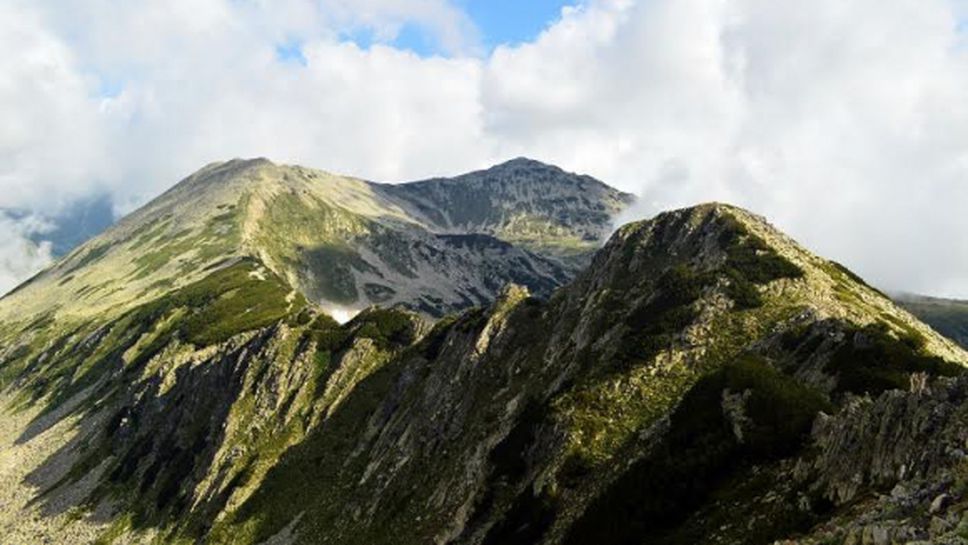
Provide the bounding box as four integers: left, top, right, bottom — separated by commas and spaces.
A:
3, 166, 968, 545
593, 201, 968, 364
489, 156, 561, 171
383, 159, 634, 260
188, 157, 277, 184
216, 156, 276, 170
0, 157, 634, 325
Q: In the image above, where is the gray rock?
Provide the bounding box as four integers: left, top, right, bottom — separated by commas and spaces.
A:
930, 493, 951, 514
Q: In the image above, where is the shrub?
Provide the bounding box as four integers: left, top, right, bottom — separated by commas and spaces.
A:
717, 213, 804, 309
350, 308, 419, 350
563, 354, 829, 545
618, 265, 703, 365
825, 322, 962, 395
120, 259, 305, 349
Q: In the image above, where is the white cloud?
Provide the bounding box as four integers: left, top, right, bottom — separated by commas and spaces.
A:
0, 3, 110, 211
1, 0, 968, 298
318, 0, 480, 54
0, 214, 53, 293
481, 0, 968, 298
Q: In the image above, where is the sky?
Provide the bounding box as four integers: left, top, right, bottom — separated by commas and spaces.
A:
1, 0, 968, 298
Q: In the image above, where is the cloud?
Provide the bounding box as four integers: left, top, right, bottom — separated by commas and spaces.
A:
1, 0, 967, 298
0, 214, 54, 292
480, 0, 968, 298
0, 3, 111, 212
318, 0, 481, 54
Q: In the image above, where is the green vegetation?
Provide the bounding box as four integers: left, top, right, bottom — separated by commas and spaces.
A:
304, 313, 349, 350
177, 264, 302, 346
8, 189, 968, 545
301, 244, 372, 303
481, 483, 559, 545
64, 243, 111, 274
300, 307, 420, 357
129, 210, 241, 281
615, 211, 805, 368
719, 214, 804, 283
827, 260, 887, 297
825, 322, 962, 395
208, 353, 406, 545
7, 258, 303, 416
619, 265, 703, 365
127, 215, 173, 251
717, 212, 804, 309
348, 308, 421, 350
610, 212, 805, 373
563, 355, 830, 545
554, 212, 810, 471
471, 401, 560, 545
92, 514, 135, 545
302, 313, 350, 396
554, 363, 697, 472
253, 191, 375, 304
125, 258, 303, 347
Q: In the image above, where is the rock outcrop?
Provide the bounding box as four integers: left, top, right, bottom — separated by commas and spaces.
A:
0, 171, 965, 545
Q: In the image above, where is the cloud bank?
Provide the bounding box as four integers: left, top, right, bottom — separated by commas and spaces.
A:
2, 0, 968, 297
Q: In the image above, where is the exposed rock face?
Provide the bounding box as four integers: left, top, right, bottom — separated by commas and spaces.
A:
769, 375, 968, 545
1, 172, 967, 545
807, 382, 968, 504
0, 158, 632, 323
379, 157, 634, 261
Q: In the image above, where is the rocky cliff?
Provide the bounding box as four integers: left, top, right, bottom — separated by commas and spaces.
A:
0, 166, 965, 545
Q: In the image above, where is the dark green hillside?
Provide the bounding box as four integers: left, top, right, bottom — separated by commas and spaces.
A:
896, 294, 968, 349
1, 160, 966, 545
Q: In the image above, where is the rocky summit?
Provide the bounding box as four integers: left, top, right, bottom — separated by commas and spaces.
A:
1, 160, 967, 545
0, 157, 632, 325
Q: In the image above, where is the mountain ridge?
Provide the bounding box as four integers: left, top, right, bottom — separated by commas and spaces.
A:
1, 163, 967, 545
202, 202, 966, 545
378, 157, 634, 258
0, 157, 631, 325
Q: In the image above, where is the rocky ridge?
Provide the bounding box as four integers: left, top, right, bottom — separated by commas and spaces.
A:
0, 167, 965, 545
0, 158, 631, 324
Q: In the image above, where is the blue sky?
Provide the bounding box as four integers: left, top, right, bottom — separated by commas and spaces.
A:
458, 0, 574, 49
274, 1, 575, 62
8, 0, 968, 298
343, 0, 575, 57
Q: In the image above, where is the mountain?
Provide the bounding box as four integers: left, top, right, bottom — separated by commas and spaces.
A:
1, 163, 967, 545
0, 158, 632, 324
895, 293, 968, 349
379, 157, 631, 262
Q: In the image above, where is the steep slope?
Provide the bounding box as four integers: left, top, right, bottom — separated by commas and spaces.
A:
378, 157, 635, 262
895, 293, 968, 349
205, 203, 965, 545
3, 195, 967, 545
0, 158, 625, 325
0, 157, 629, 542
